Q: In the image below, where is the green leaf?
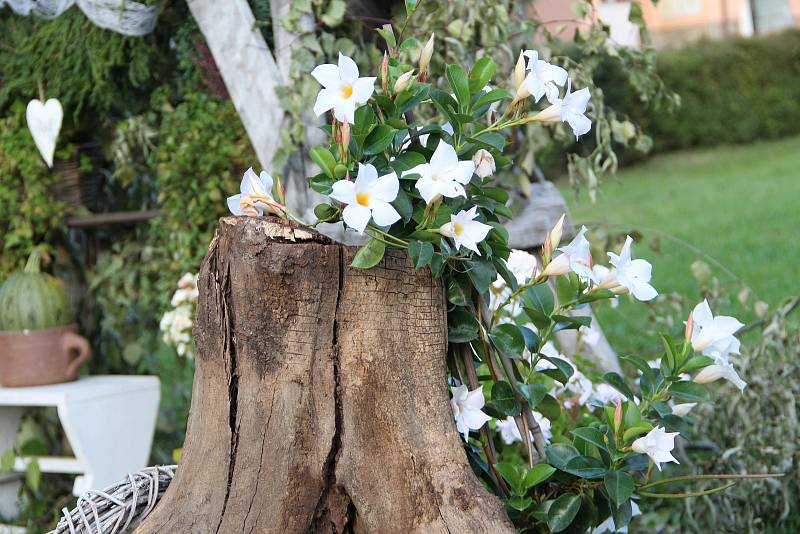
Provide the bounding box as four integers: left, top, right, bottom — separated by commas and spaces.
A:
397, 36, 421, 53
602, 372, 635, 401
668, 381, 710, 402
445, 64, 470, 112
548, 493, 582, 533
623, 401, 641, 428
525, 463, 556, 488
622, 422, 653, 443
545, 443, 580, 471
519, 325, 539, 352
446, 276, 471, 306
507, 495, 533, 511
375, 27, 396, 48
473, 88, 511, 111
539, 356, 574, 384
393, 187, 413, 223
447, 309, 480, 343
571, 427, 606, 452
470, 132, 505, 151
681, 355, 715, 373
389, 151, 427, 173
309, 174, 334, 195
0, 449, 14, 473
489, 381, 520, 416
351, 239, 386, 269
468, 57, 496, 93
404, 0, 419, 14
26, 458, 41, 492
604, 471, 634, 507
495, 461, 525, 494
621, 355, 656, 384
408, 240, 434, 269
490, 324, 525, 359
524, 283, 554, 316
563, 456, 606, 478
537, 394, 561, 420
429, 89, 459, 126
309, 147, 337, 178
465, 258, 497, 294
517, 383, 548, 408
363, 125, 396, 155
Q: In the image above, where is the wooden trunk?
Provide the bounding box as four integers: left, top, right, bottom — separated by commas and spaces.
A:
135, 217, 514, 534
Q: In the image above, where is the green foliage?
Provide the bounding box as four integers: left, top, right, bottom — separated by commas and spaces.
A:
0, 102, 68, 276
604, 30, 800, 153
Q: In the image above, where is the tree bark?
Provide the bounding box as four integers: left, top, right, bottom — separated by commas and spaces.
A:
135, 217, 514, 534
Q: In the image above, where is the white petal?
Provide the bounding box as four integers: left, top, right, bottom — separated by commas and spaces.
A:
311, 63, 340, 88
330, 180, 357, 204
430, 141, 459, 172
439, 181, 467, 199
415, 175, 440, 204
565, 87, 591, 113
692, 300, 714, 326
630, 281, 658, 302
566, 111, 592, 137
461, 409, 491, 431
313, 89, 337, 117
544, 63, 568, 86
371, 201, 401, 227
240, 167, 260, 195
227, 194, 242, 215
441, 160, 476, 185
464, 387, 486, 410
338, 53, 359, 82
464, 220, 492, 245
403, 163, 431, 181
259, 171, 274, 195
354, 163, 378, 189
333, 98, 357, 125
351, 77, 376, 104
342, 204, 372, 233
370, 171, 399, 202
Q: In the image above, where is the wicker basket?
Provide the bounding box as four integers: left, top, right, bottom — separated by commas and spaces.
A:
48, 466, 176, 534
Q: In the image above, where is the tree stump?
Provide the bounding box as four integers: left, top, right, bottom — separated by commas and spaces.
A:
135, 217, 514, 534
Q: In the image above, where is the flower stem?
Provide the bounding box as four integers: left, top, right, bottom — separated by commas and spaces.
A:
640, 472, 783, 491
638, 482, 737, 500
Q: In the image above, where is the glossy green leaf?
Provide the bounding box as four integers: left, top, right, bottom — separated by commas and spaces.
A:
351, 239, 385, 269
489, 380, 520, 416
604, 471, 634, 507
468, 57, 496, 93
545, 443, 580, 471
524, 283, 554, 316
408, 240, 434, 269
525, 463, 556, 488
547, 493, 582, 533
564, 456, 606, 478
490, 324, 526, 359
668, 381, 710, 402
445, 64, 470, 112
363, 125, 396, 155
309, 147, 337, 178
517, 382, 548, 408
447, 309, 480, 343
602, 372, 635, 400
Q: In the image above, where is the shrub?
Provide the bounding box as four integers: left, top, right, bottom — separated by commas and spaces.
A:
602, 29, 800, 153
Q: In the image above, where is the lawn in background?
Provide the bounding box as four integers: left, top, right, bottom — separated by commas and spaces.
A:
561, 135, 800, 356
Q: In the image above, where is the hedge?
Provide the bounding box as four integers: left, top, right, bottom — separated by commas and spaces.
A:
602, 29, 800, 153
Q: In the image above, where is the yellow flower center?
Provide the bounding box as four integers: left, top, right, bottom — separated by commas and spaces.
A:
453, 222, 464, 236
355, 191, 371, 207
341, 84, 354, 99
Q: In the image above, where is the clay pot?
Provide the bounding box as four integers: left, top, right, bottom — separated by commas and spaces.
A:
0, 324, 91, 387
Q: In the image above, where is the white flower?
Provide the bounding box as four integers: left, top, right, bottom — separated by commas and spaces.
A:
671, 402, 697, 417
690, 300, 744, 360
522, 49, 568, 102
496, 414, 552, 445
607, 236, 658, 301
472, 149, 496, 178
535, 81, 592, 139
227, 168, 275, 216
543, 226, 597, 283
694, 361, 747, 391
631, 426, 680, 471
593, 383, 625, 406
450, 384, 492, 441
439, 206, 492, 256
403, 140, 474, 204
311, 53, 376, 124
329, 163, 400, 234
505, 249, 538, 284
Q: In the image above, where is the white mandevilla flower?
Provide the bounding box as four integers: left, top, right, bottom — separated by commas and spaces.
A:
439, 206, 492, 256
671, 402, 697, 417
694, 360, 747, 391
606, 236, 658, 301
522, 49, 568, 102
543, 225, 597, 283
450, 384, 492, 441
496, 413, 552, 445
631, 426, 680, 471
535, 81, 592, 139
472, 149, 496, 178
689, 299, 744, 360
505, 249, 538, 284
227, 168, 275, 217
402, 140, 475, 204
329, 163, 400, 234
311, 53, 376, 124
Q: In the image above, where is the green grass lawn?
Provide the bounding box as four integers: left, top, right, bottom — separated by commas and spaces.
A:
560, 136, 800, 355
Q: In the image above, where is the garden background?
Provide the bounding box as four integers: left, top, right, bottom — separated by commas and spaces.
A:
1, 0, 798, 531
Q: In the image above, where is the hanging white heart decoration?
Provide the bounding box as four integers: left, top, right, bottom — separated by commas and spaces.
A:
26, 98, 63, 168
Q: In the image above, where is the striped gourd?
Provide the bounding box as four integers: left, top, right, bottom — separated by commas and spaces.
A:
0, 249, 72, 331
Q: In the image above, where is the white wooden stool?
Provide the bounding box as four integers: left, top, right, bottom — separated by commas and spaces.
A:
0, 376, 160, 518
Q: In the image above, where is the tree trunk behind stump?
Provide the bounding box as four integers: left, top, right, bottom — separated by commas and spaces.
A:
136, 217, 514, 534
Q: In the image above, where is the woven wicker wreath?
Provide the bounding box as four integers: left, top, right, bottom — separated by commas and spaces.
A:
47, 466, 176, 534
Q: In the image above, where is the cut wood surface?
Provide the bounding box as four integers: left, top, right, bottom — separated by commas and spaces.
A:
135, 217, 513, 534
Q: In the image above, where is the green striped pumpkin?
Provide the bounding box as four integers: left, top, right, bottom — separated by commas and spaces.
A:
0, 249, 72, 331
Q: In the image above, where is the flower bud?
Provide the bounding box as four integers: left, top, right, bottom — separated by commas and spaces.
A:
511, 82, 531, 105
340, 120, 351, 161
613, 401, 623, 432
533, 104, 561, 123
548, 213, 566, 250
684, 312, 694, 344
472, 149, 496, 178
393, 69, 415, 94
514, 50, 526, 90
670, 403, 697, 417
380, 51, 389, 93
542, 253, 570, 277
418, 33, 435, 81
693, 365, 723, 385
